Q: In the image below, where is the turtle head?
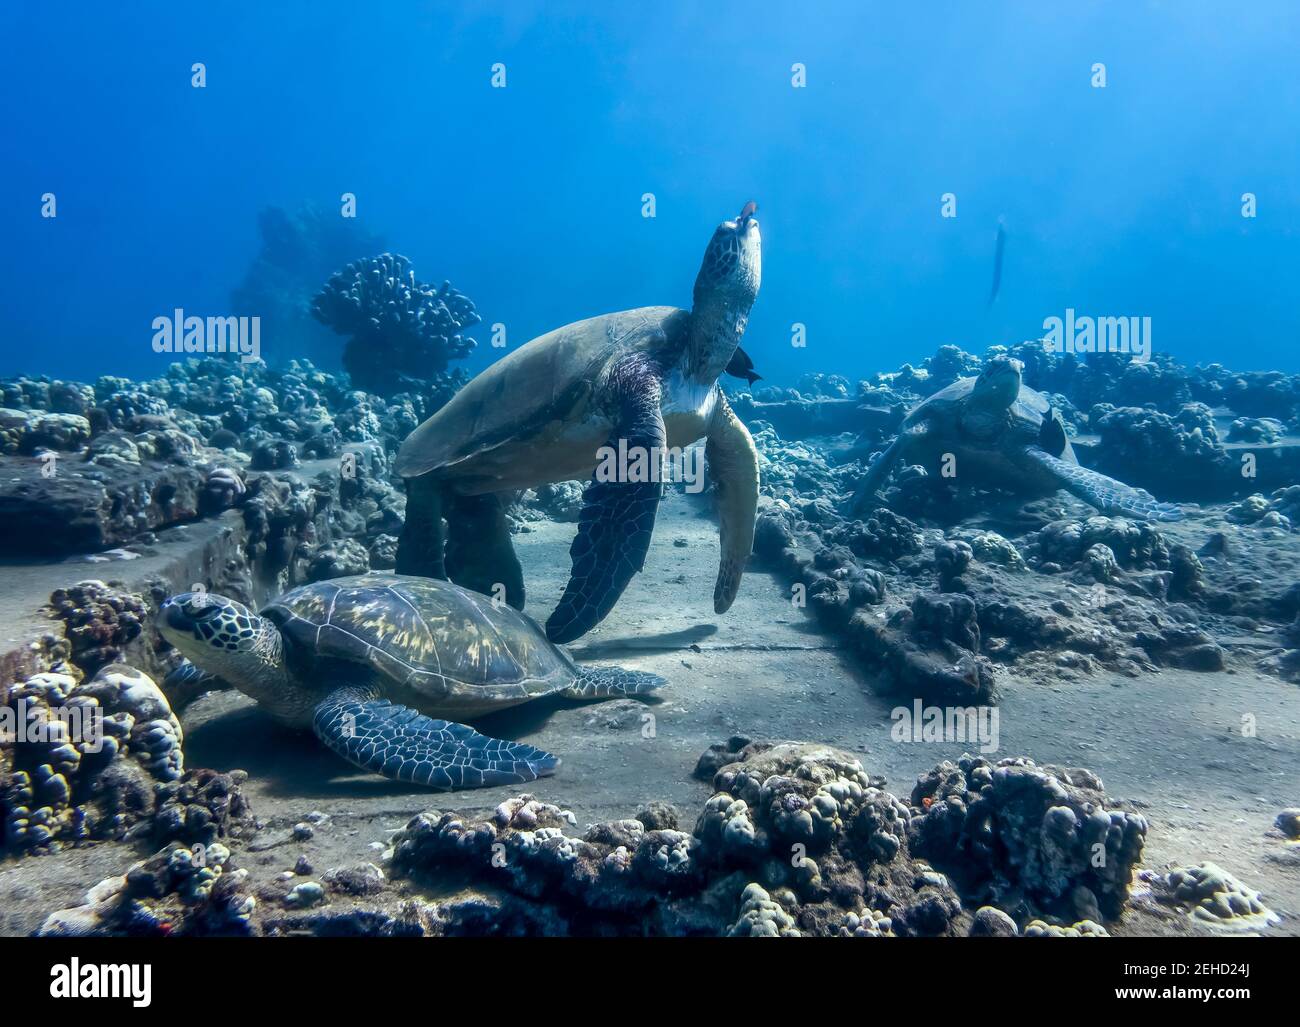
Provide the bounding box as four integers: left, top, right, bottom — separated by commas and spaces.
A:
689, 203, 762, 379
159, 591, 286, 697
693, 202, 762, 316
971, 356, 1023, 411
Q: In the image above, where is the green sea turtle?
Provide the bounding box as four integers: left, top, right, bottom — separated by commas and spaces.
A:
394, 203, 763, 643
157, 574, 663, 789
851, 355, 1183, 521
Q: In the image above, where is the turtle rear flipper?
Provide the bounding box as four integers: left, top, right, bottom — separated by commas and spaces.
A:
395, 475, 448, 579
546, 356, 665, 644
562, 666, 666, 700
1025, 449, 1183, 522
445, 491, 525, 609
313, 687, 559, 788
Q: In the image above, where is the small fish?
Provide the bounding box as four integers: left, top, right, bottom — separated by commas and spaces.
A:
737, 200, 758, 225
725, 345, 762, 386
987, 218, 1006, 308
1038, 407, 1068, 457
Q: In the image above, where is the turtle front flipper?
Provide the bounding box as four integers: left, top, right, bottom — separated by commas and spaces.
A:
1025, 449, 1183, 522
546, 356, 665, 644
562, 666, 666, 700
706, 389, 759, 613
162, 659, 228, 712
313, 687, 559, 789
849, 428, 918, 517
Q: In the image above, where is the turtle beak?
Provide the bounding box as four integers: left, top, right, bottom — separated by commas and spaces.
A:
158, 599, 193, 646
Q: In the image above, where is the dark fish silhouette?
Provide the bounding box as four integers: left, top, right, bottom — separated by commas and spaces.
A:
1039, 407, 1068, 457
987, 219, 1006, 308
725, 345, 762, 385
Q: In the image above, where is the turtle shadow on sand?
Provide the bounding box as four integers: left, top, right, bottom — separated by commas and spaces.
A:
179, 700, 394, 799
568, 624, 718, 660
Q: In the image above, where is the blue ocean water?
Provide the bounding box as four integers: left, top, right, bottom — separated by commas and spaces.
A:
2, 1, 1297, 384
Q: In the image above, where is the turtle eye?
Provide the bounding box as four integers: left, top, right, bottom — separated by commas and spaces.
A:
185, 599, 220, 620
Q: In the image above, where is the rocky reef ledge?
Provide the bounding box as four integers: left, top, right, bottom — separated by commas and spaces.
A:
30, 740, 1282, 937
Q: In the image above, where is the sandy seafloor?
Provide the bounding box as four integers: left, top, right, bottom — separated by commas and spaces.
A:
2, 487, 1296, 937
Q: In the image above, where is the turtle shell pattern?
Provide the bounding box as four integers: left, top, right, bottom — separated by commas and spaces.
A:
262, 574, 577, 707
910, 376, 1051, 443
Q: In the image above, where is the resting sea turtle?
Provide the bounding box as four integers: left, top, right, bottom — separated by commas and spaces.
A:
394, 203, 763, 643
850, 355, 1182, 521
157, 574, 664, 789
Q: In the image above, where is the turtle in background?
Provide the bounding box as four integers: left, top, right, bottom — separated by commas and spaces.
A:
157, 575, 664, 790
394, 203, 764, 644
850, 355, 1183, 522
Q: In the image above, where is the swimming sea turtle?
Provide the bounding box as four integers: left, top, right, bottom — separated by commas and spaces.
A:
157, 574, 664, 789
850, 355, 1183, 521
394, 203, 763, 643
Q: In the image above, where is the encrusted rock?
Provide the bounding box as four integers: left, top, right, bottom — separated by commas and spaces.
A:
908, 754, 1146, 921
1152, 862, 1280, 932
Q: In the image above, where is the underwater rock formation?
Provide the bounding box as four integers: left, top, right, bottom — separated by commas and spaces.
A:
0, 408, 92, 455
909, 754, 1147, 921
728, 369, 896, 440
1027, 515, 1173, 573
753, 496, 995, 704
1143, 862, 1280, 933
1087, 403, 1234, 500
311, 253, 479, 395
1274, 808, 1300, 840
385, 749, 925, 935
39, 840, 256, 937
230, 202, 386, 371
306, 538, 370, 582
151, 768, 255, 849
735, 345, 1294, 688
0, 666, 186, 853
0, 451, 207, 557
46, 581, 149, 679
526, 481, 586, 523
186, 742, 1155, 938
0, 360, 425, 657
